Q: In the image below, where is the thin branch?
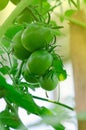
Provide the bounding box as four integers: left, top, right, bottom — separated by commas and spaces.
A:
66, 17, 86, 28
32, 95, 74, 111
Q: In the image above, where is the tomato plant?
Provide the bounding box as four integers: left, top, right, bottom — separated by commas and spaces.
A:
0, 0, 79, 129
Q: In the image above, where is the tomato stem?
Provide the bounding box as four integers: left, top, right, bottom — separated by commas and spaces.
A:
32, 95, 74, 111
0, 0, 34, 38
15, 61, 24, 83
65, 16, 86, 28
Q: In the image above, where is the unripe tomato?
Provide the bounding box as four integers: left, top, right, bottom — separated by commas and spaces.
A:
12, 31, 31, 60
0, 0, 9, 10
22, 64, 38, 83
10, 0, 21, 5
26, 50, 53, 75
39, 71, 58, 91
21, 23, 53, 52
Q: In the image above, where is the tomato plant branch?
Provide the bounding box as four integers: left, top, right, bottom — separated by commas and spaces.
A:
32, 95, 74, 111
0, 0, 34, 38
66, 16, 86, 28
14, 61, 24, 84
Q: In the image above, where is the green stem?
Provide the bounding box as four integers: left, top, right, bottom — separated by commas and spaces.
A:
0, 0, 34, 38
32, 95, 74, 111
66, 17, 86, 28
77, 0, 80, 10
15, 61, 24, 83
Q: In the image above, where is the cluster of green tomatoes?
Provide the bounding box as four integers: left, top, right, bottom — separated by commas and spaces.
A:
12, 22, 67, 91
12, 23, 55, 91
1, 0, 67, 91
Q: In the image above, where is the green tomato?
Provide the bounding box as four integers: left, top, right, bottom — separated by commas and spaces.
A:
39, 71, 58, 91
10, 0, 21, 5
21, 23, 53, 52
12, 31, 31, 60
22, 64, 38, 83
26, 50, 53, 75
0, 0, 9, 10
16, 8, 34, 24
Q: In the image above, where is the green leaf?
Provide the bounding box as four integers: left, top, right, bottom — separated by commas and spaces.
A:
52, 54, 67, 81
53, 123, 65, 130
5, 25, 24, 39
10, 56, 18, 76
1, 37, 11, 49
0, 74, 41, 115
0, 110, 22, 128
0, 66, 10, 75
53, 54, 63, 71
65, 9, 76, 17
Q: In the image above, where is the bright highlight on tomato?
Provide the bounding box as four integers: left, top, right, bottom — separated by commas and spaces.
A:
21, 23, 53, 52
26, 50, 53, 75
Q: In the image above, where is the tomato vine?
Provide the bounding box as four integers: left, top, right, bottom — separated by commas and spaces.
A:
0, 0, 83, 129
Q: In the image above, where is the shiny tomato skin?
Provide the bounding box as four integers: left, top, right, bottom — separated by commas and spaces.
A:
26, 50, 53, 75
21, 23, 53, 52
22, 65, 38, 83
12, 31, 31, 60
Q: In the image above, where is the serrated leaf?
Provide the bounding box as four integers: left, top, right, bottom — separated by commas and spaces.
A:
0, 66, 10, 75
